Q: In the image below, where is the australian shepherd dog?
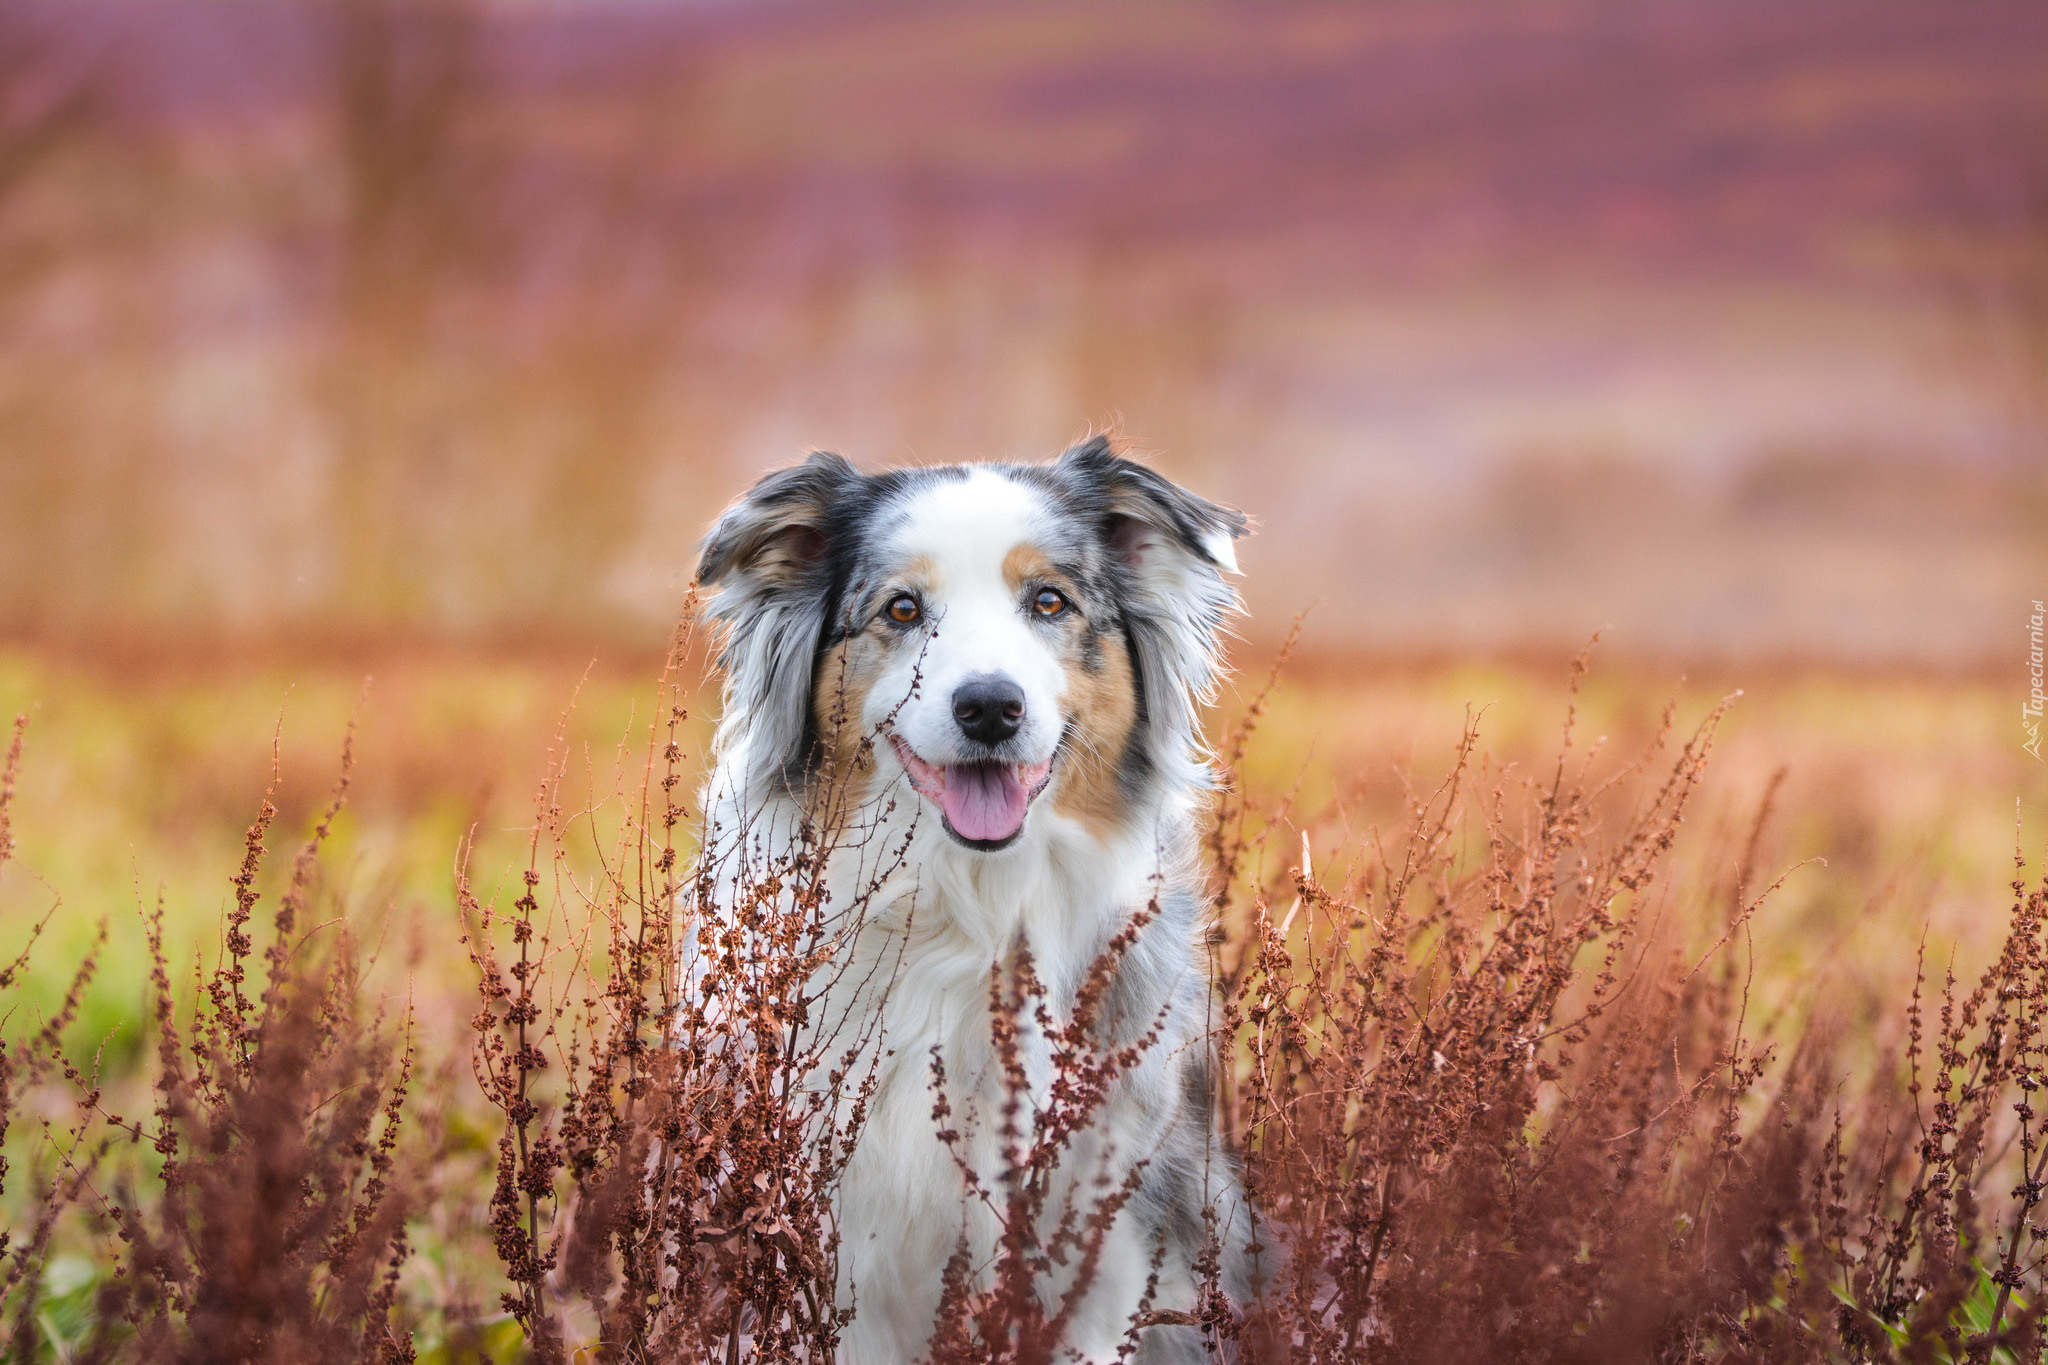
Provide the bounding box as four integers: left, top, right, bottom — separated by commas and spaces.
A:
693, 436, 1259, 1363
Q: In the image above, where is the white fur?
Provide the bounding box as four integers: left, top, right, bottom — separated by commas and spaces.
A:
870, 471, 1068, 783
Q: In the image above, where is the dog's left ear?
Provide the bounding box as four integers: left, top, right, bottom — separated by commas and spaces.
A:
1053, 436, 1247, 786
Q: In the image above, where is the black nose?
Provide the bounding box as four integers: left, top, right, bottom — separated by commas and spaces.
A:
952, 675, 1025, 746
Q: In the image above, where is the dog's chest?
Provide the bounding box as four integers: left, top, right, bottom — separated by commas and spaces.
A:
826, 814, 1154, 1116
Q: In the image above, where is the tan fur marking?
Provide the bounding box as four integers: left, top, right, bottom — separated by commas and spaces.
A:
810, 637, 883, 814
807, 555, 937, 815
899, 554, 938, 591
1002, 543, 1059, 596
1004, 542, 1135, 835
1051, 631, 1138, 837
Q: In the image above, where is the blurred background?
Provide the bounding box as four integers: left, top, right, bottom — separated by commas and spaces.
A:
0, 0, 2045, 1070
2, 0, 2044, 661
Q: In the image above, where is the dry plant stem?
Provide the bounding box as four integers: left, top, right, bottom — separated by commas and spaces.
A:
0, 712, 24, 872
462, 683, 582, 1358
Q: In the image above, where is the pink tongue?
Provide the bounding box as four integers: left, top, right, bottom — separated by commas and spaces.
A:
940, 762, 1031, 842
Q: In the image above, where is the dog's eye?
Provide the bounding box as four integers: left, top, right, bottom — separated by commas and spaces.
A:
1032, 588, 1068, 618
886, 594, 921, 625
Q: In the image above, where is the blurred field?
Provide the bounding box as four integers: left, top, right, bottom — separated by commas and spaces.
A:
2, 0, 2045, 663
1, 638, 2037, 1093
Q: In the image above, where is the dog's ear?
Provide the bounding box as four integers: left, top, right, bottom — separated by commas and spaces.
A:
697, 451, 865, 791
1054, 436, 1247, 787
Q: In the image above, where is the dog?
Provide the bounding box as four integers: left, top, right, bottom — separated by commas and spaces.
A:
693, 436, 1257, 1363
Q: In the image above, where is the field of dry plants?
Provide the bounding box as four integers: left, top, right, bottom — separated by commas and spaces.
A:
0, 628, 2038, 1363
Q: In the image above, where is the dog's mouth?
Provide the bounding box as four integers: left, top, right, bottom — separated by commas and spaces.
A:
888, 735, 1055, 850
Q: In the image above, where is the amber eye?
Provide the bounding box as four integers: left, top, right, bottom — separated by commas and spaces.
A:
886, 594, 921, 624
1033, 588, 1068, 617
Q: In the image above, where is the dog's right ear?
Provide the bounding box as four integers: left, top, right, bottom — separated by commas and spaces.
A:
697, 451, 864, 791
698, 450, 862, 591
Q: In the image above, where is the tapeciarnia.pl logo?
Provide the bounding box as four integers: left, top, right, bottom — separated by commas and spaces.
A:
2028, 600, 2045, 760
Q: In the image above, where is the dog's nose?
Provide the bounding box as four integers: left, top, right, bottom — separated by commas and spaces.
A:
952, 675, 1025, 746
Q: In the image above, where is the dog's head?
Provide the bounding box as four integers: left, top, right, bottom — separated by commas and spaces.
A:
698, 436, 1246, 851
